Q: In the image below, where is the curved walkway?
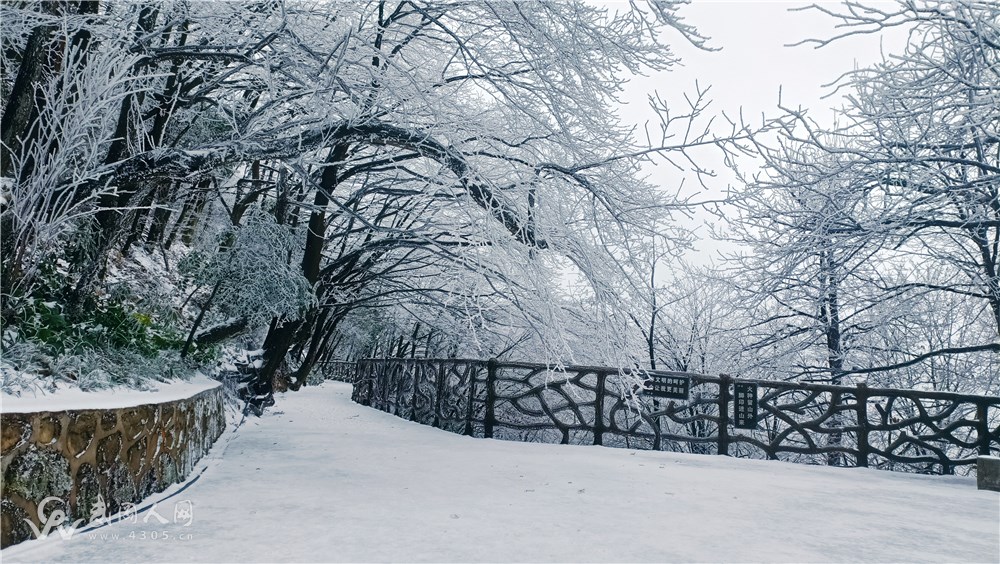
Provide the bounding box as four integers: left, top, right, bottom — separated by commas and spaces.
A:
4, 381, 998, 563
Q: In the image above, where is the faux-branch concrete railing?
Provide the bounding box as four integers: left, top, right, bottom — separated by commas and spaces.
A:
333, 358, 1000, 476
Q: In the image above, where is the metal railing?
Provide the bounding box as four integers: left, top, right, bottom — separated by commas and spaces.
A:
336, 358, 1000, 475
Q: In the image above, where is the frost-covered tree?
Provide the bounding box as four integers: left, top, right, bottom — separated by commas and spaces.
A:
2, 1, 764, 407
724, 0, 1000, 392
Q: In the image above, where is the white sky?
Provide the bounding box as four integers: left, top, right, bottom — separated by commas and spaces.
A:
627, 0, 906, 124
608, 0, 912, 264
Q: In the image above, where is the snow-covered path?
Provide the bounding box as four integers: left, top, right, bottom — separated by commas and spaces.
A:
5, 381, 998, 563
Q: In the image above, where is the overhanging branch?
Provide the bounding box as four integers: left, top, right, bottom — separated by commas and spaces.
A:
845, 343, 1000, 375
104, 120, 546, 248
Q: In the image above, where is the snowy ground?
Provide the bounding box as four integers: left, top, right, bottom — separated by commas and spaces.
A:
4, 381, 998, 563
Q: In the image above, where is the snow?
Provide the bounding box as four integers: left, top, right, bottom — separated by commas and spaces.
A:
4, 381, 997, 563
0, 374, 220, 414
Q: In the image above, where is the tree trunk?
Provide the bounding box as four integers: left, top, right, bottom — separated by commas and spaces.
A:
145, 181, 174, 248
92, 5, 161, 246
1, 2, 98, 301
819, 247, 847, 466
0, 19, 54, 178
252, 144, 350, 406
289, 308, 334, 390
0, 1, 97, 178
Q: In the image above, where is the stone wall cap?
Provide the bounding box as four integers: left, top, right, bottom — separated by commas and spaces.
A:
1, 374, 221, 414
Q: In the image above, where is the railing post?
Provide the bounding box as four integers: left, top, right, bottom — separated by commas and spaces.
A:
977, 402, 991, 456
464, 362, 477, 436
385, 362, 394, 412
393, 362, 404, 415
365, 361, 375, 406
399, 362, 408, 415
409, 360, 419, 422
485, 358, 498, 438
593, 372, 606, 446
434, 361, 445, 428
855, 383, 870, 468
377, 362, 385, 409
718, 374, 731, 456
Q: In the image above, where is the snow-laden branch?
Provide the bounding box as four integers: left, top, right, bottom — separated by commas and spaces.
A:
107, 120, 545, 248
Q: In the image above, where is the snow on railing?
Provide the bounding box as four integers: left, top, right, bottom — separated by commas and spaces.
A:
338, 358, 1000, 475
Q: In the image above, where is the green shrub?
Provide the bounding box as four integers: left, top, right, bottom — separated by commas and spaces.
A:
7, 259, 185, 357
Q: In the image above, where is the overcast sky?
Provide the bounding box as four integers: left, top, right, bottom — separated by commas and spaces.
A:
608, 0, 912, 265
623, 1, 909, 125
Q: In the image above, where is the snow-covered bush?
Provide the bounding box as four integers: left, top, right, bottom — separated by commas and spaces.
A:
179, 206, 314, 328
1, 338, 190, 396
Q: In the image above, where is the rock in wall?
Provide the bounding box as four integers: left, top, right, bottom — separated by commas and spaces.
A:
0, 386, 225, 548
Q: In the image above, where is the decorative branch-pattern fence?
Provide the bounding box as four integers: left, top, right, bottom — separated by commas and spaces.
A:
318, 360, 357, 383
342, 358, 1000, 475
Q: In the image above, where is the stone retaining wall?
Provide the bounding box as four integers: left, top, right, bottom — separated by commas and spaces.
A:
1, 385, 226, 548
